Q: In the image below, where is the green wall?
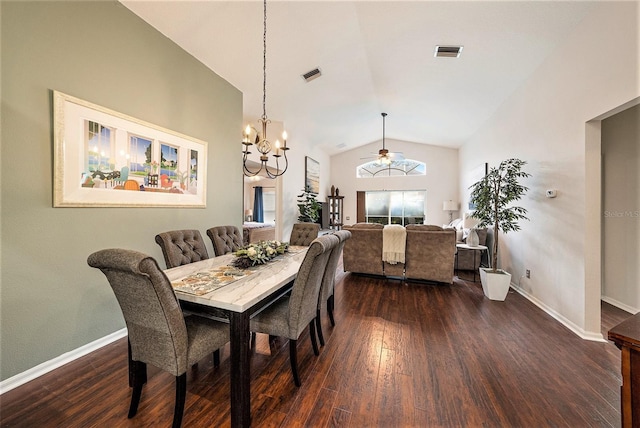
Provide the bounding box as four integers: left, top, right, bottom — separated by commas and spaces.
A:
0, 1, 243, 380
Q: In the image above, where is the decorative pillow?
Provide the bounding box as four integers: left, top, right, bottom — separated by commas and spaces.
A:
449, 218, 463, 229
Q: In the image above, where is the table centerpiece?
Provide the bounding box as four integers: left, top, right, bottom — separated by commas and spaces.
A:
232, 240, 289, 269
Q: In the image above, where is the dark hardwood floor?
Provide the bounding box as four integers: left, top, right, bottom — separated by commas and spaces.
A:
1, 269, 633, 427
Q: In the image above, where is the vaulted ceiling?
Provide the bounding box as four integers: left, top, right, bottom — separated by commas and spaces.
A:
121, 1, 595, 156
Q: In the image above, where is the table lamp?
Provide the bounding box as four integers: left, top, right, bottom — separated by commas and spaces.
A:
443, 200, 457, 223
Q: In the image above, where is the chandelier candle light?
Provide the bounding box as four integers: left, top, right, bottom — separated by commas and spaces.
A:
242, 0, 290, 179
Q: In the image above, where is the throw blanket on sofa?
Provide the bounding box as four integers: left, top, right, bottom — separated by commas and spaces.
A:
382, 224, 406, 264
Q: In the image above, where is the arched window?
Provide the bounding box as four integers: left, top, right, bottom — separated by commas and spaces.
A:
356, 159, 426, 178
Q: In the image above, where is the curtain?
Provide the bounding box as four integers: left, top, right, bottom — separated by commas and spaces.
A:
253, 186, 264, 222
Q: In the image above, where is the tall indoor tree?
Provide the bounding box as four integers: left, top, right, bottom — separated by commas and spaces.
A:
469, 158, 531, 272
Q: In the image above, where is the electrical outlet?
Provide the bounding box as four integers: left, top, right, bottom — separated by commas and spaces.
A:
526, 269, 531, 279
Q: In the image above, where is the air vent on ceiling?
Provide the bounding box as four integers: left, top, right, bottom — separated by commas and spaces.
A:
302, 67, 322, 82
434, 45, 463, 58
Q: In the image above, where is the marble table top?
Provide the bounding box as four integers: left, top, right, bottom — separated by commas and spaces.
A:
165, 246, 308, 313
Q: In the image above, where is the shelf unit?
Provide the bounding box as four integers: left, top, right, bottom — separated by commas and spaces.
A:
327, 194, 344, 230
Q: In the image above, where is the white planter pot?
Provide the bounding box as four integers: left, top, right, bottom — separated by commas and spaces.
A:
479, 268, 512, 301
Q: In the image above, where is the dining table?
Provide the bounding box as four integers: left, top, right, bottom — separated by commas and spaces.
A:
164, 246, 308, 428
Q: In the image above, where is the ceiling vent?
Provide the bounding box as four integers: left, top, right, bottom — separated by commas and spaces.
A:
302, 67, 322, 82
434, 45, 463, 58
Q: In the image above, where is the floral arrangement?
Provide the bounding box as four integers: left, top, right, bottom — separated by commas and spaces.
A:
232, 240, 289, 269
149, 160, 159, 174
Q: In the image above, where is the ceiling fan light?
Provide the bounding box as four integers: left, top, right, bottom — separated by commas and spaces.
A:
379, 154, 392, 165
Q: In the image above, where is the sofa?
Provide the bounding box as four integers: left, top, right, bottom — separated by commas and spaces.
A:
342, 223, 456, 284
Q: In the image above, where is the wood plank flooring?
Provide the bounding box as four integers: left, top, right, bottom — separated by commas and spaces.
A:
1, 270, 632, 427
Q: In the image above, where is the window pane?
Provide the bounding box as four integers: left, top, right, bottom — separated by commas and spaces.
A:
366, 216, 387, 225
366, 192, 389, 216
390, 217, 404, 225
129, 135, 152, 175
365, 190, 427, 225
160, 143, 178, 180
86, 120, 112, 172
389, 192, 404, 216
403, 190, 425, 216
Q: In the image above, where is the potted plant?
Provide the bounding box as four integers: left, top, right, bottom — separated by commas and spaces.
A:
469, 158, 531, 300
297, 187, 321, 223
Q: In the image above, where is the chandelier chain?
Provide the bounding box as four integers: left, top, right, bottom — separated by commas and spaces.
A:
262, 0, 267, 121
242, 0, 289, 179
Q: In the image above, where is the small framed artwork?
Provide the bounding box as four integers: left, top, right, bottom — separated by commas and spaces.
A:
468, 162, 488, 210
53, 90, 207, 208
305, 156, 320, 194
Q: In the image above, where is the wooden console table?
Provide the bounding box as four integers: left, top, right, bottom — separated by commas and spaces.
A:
608, 312, 640, 428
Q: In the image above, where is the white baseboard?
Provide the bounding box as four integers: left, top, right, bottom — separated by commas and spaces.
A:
601, 295, 640, 315
510, 284, 606, 343
0, 328, 127, 395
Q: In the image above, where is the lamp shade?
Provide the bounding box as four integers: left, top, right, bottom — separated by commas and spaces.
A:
443, 200, 457, 211
245, 209, 253, 216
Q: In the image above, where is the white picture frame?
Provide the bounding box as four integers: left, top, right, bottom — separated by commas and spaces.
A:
53, 90, 207, 208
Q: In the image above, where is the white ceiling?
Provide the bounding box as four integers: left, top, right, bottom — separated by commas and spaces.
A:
121, 0, 595, 156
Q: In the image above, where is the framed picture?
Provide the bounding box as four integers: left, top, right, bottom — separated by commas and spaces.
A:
305, 156, 320, 194
53, 90, 207, 207
468, 162, 488, 210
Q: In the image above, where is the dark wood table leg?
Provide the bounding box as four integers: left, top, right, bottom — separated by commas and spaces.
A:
229, 311, 251, 428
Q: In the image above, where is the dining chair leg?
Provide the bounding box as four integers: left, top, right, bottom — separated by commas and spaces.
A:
213, 349, 220, 367
315, 309, 325, 347
173, 373, 187, 428
128, 360, 147, 418
289, 339, 301, 387
309, 321, 320, 356
128, 339, 146, 388
327, 295, 336, 326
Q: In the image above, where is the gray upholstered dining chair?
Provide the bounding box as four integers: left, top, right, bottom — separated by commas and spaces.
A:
250, 234, 339, 387
316, 230, 351, 346
87, 249, 229, 428
206, 225, 244, 256
289, 222, 320, 246
154, 229, 209, 269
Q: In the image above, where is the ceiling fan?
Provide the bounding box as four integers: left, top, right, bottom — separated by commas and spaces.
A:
361, 112, 404, 164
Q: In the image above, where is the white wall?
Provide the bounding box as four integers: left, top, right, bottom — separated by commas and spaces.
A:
280, 139, 330, 242
458, 2, 639, 339
331, 139, 459, 226
602, 105, 640, 313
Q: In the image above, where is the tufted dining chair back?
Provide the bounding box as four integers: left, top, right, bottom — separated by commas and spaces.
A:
87, 248, 229, 428
206, 225, 244, 256
315, 230, 351, 346
250, 234, 338, 386
154, 229, 209, 269
289, 222, 320, 246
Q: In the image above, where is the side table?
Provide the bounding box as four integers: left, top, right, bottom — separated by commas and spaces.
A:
455, 244, 489, 282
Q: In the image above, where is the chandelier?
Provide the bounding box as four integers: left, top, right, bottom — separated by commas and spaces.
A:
242, 0, 289, 179
378, 112, 391, 165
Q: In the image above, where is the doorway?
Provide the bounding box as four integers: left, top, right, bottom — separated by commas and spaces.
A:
585, 97, 640, 339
